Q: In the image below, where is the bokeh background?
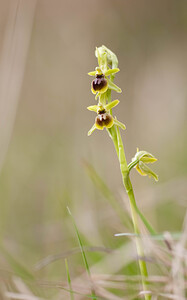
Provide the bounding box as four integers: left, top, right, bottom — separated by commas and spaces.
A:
0, 0, 186, 299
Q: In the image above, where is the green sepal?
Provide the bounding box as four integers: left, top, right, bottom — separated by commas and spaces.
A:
141, 156, 157, 163
87, 105, 98, 112
88, 124, 97, 136
108, 78, 122, 93
114, 118, 126, 130
138, 161, 158, 181
88, 70, 97, 76
105, 99, 119, 111
134, 150, 158, 164
105, 68, 120, 76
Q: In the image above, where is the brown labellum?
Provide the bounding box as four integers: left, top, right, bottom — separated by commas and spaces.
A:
92, 74, 108, 93
95, 113, 113, 129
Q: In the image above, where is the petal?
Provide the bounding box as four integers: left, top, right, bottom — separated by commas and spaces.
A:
92, 77, 108, 94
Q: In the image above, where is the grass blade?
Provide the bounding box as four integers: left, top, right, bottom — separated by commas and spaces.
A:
67, 207, 97, 300
65, 258, 74, 300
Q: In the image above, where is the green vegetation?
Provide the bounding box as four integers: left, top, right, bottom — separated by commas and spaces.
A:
0, 5, 186, 297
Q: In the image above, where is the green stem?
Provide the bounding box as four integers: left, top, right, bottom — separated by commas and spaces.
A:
125, 179, 151, 300
115, 126, 151, 300
128, 159, 139, 171
127, 162, 156, 236
107, 89, 119, 157
104, 57, 151, 298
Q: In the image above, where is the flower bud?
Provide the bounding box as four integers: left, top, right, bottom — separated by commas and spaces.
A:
91, 74, 108, 94
131, 149, 158, 181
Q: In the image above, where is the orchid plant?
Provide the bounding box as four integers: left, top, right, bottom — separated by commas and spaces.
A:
87, 45, 158, 300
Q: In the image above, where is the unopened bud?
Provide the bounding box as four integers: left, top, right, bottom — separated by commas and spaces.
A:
131, 149, 158, 181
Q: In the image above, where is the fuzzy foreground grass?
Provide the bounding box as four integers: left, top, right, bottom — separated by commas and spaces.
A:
0, 165, 186, 300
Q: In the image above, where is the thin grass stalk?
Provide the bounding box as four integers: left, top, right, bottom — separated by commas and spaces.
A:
65, 258, 74, 300
67, 207, 97, 300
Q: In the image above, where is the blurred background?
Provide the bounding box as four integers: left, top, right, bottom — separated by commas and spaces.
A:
0, 0, 186, 299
